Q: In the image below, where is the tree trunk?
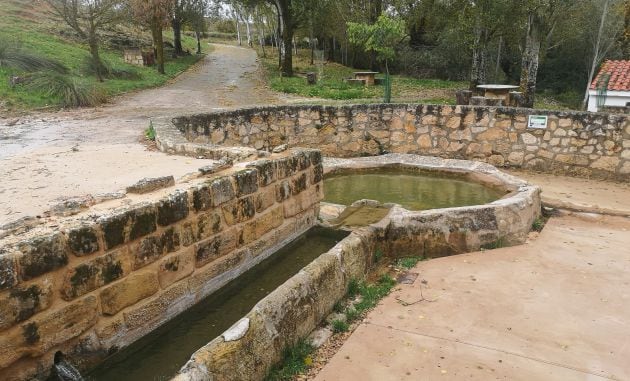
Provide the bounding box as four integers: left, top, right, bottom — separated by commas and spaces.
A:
195, 30, 202, 54
245, 14, 252, 47
152, 22, 165, 74
235, 13, 242, 46
469, 25, 488, 91
583, 0, 610, 109
519, 14, 541, 108
275, 0, 293, 76
173, 17, 183, 56
88, 33, 103, 82
281, 27, 293, 76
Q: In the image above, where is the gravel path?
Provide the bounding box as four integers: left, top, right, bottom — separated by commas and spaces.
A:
0, 44, 296, 225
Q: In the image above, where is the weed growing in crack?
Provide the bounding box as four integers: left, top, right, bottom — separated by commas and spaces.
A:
265, 339, 314, 381
332, 319, 349, 333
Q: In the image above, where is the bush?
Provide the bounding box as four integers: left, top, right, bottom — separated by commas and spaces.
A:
82, 56, 140, 80
0, 41, 68, 73
25, 72, 106, 107
332, 319, 349, 333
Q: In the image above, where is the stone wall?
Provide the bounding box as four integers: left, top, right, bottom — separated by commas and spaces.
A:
157, 104, 629, 181
0, 150, 323, 381
172, 226, 381, 381
171, 154, 541, 381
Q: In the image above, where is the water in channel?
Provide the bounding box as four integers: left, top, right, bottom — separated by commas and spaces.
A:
323, 170, 504, 210
88, 227, 348, 381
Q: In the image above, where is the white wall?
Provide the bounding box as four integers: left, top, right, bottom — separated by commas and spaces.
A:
588, 90, 630, 112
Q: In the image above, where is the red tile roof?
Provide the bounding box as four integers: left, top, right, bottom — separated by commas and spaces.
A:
591, 60, 630, 91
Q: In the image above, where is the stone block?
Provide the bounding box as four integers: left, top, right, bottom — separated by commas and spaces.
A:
446, 117, 461, 129
132, 227, 180, 270
246, 160, 276, 187
276, 180, 291, 202
0, 252, 19, 290
240, 205, 284, 245
189, 248, 249, 298
100, 271, 159, 316
275, 156, 299, 179
312, 163, 323, 185
195, 228, 239, 267
17, 233, 68, 281
157, 191, 189, 227
123, 282, 189, 331
66, 225, 100, 256
487, 155, 505, 167
209, 176, 236, 207
12, 295, 98, 359
508, 152, 525, 166
591, 156, 620, 171
99, 205, 157, 250
417, 135, 432, 149
222, 196, 256, 226
233, 169, 259, 196
192, 183, 213, 212
158, 248, 195, 289
255, 187, 276, 213
521, 133, 538, 145
61, 249, 129, 300
0, 282, 52, 331
126, 176, 175, 194
477, 128, 507, 141
197, 212, 222, 241
283, 190, 315, 218
291, 173, 308, 195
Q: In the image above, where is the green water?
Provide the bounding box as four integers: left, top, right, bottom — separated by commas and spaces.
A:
87, 227, 348, 381
323, 171, 504, 210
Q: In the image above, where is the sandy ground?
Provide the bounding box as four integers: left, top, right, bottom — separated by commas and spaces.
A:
314, 215, 630, 381
505, 170, 630, 217
0, 44, 295, 225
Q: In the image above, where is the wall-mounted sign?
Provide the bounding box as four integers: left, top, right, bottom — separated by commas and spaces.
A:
527, 115, 548, 129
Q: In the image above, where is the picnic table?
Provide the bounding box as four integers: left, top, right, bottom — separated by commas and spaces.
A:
477, 85, 520, 102
353, 71, 380, 86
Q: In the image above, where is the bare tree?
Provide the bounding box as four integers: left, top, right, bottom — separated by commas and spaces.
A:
46, 0, 121, 81
582, 0, 624, 109
130, 0, 174, 74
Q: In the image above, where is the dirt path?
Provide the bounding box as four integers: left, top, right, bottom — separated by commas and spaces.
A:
0, 44, 295, 225
314, 214, 630, 380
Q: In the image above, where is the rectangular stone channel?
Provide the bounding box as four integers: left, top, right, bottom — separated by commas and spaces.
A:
87, 226, 349, 381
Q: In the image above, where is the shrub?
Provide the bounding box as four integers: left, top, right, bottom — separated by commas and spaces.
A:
0, 41, 68, 73
25, 72, 106, 107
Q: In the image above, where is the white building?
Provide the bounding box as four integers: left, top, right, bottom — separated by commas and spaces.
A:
587, 60, 630, 113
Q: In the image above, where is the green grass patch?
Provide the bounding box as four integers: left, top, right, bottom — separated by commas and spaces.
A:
259, 48, 464, 103
395, 256, 424, 270
0, 0, 206, 110
342, 275, 396, 325
481, 237, 508, 250
145, 120, 156, 141
265, 339, 314, 381
332, 319, 349, 333
531, 215, 550, 232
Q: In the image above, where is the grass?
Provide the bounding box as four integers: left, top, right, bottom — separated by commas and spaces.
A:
265, 339, 315, 381
339, 274, 397, 327
264, 268, 398, 380
0, 0, 206, 111
145, 120, 156, 141
531, 215, 550, 232
395, 256, 424, 269
258, 47, 466, 103
481, 237, 508, 250
332, 319, 349, 333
